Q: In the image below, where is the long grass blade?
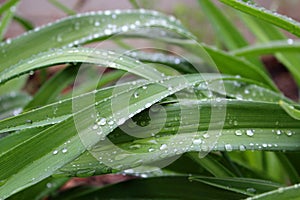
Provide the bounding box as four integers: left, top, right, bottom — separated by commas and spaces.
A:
219, 0, 300, 37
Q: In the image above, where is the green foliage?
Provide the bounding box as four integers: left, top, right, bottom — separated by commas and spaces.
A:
0, 0, 300, 199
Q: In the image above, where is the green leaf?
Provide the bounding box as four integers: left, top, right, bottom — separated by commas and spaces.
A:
8, 177, 68, 200
231, 40, 300, 56
48, 0, 76, 15
57, 99, 300, 178
248, 183, 300, 200
275, 152, 300, 184
0, 74, 207, 198
25, 64, 80, 110
0, 0, 19, 15
224, 1, 300, 87
189, 153, 235, 177
190, 176, 282, 196
0, 4, 16, 40
0, 9, 193, 73
13, 15, 34, 31
201, 44, 277, 90
198, 0, 248, 50
0, 92, 31, 120
279, 100, 300, 120
219, 0, 300, 37
53, 176, 247, 200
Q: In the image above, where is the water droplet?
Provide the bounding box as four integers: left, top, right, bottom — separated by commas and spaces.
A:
117, 118, 126, 126
121, 25, 129, 32
123, 169, 134, 174
160, 144, 167, 150
56, 34, 62, 42
276, 130, 282, 135
130, 144, 141, 149
92, 124, 98, 130
133, 92, 139, 98
93, 21, 100, 26
97, 118, 107, 126
142, 86, 147, 89
62, 148, 68, 153
235, 130, 242, 136
192, 139, 202, 145
46, 183, 52, 188
145, 103, 152, 108
148, 147, 155, 152
239, 145, 246, 151
104, 10, 111, 15
287, 38, 294, 45
53, 150, 58, 155
108, 120, 114, 125
74, 22, 80, 30
203, 133, 210, 138
246, 129, 254, 137
246, 188, 256, 194
262, 143, 267, 148
233, 120, 238, 126
104, 29, 112, 35
174, 58, 180, 64
224, 144, 233, 151
286, 130, 293, 136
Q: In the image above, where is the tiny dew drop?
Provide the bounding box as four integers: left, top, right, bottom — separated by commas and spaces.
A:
246, 188, 256, 194
224, 144, 233, 151
133, 91, 139, 98
62, 148, 68, 153
276, 130, 282, 135
46, 183, 52, 188
92, 124, 98, 130
160, 144, 167, 150
246, 129, 254, 137
287, 38, 294, 45
233, 120, 238, 126
97, 118, 107, 126
117, 118, 126, 126
192, 139, 202, 145
56, 34, 62, 42
239, 145, 246, 151
53, 150, 58, 155
286, 130, 293, 136
235, 130, 242, 136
